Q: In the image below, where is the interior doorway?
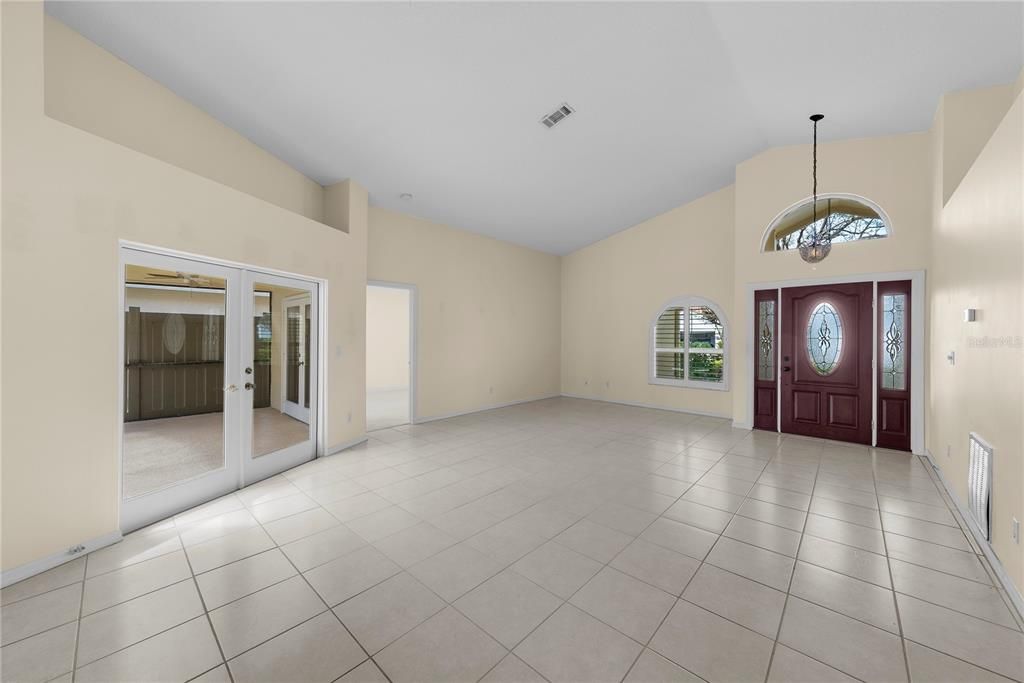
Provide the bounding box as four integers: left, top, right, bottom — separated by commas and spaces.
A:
366, 282, 413, 431
120, 245, 322, 531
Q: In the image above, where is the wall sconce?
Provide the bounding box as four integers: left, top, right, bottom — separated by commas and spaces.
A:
964, 309, 977, 322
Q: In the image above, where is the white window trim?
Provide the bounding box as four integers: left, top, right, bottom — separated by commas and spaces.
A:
759, 192, 894, 255
648, 296, 729, 392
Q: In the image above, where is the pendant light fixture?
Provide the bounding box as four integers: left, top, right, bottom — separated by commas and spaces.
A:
799, 113, 831, 264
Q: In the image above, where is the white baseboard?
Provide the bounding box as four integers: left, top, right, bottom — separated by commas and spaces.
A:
732, 420, 753, 430
559, 393, 731, 421
923, 449, 1024, 621
414, 394, 562, 424
327, 434, 369, 455
1, 530, 122, 589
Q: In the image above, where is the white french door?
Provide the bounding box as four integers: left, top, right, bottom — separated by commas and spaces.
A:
120, 246, 320, 532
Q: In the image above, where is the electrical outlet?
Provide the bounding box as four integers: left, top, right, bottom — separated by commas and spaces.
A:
1013, 517, 1020, 544
584, 379, 589, 385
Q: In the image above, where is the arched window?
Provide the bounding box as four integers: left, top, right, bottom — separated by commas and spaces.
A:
650, 297, 728, 390
762, 194, 890, 253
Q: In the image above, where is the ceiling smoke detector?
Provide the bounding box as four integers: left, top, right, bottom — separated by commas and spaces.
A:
540, 103, 574, 129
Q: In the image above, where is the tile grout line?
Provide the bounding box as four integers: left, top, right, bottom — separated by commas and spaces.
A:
467, 431, 750, 678
872, 451, 913, 683
69, 554, 88, 683
173, 547, 233, 683
489, 441, 731, 683
239, 497, 387, 681
761, 440, 824, 683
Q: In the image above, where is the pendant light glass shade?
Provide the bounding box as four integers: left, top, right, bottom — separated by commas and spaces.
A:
798, 241, 831, 264
799, 114, 831, 264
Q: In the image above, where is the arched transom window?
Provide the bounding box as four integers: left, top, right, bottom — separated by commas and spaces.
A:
763, 194, 890, 253
650, 297, 727, 390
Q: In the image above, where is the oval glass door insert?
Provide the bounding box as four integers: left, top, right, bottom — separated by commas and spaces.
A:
807, 302, 843, 375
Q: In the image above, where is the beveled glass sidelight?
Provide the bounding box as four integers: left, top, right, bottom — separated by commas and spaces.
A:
882, 293, 907, 390
757, 300, 775, 381
807, 302, 843, 375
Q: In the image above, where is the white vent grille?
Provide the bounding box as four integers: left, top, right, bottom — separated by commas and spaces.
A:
968, 433, 993, 540
540, 103, 574, 129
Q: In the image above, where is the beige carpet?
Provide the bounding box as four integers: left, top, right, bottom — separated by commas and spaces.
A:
123, 408, 309, 498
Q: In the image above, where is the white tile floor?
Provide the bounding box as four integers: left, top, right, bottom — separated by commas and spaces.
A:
366, 388, 410, 432
3, 397, 1023, 683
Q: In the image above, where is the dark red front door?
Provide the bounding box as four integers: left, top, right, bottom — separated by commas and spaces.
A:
780, 282, 873, 444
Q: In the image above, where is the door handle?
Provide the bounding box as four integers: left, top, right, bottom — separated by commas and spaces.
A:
224, 384, 238, 392
244, 382, 255, 390
783, 366, 792, 372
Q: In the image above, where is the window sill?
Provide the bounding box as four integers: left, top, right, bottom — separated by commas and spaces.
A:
649, 378, 729, 392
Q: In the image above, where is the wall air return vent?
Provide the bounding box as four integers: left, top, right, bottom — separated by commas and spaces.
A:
540, 103, 575, 129
967, 433, 994, 540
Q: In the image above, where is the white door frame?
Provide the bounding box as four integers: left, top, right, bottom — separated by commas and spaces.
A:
280, 292, 313, 423
117, 240, 328, 532
367, 280, 417, 426
741, 269, 925, 455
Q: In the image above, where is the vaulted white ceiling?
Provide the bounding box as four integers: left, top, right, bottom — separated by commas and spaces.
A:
47, 2, 1023, 254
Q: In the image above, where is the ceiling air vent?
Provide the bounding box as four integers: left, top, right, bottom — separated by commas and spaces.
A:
968, 433, 993, 540
540, 103, 574, 129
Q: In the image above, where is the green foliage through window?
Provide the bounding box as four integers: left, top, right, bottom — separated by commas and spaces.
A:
653, 300, 725, 386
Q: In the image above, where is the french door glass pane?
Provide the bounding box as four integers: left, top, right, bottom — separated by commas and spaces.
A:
123, 264, 226, 498
304, 303, 311, 409
286, 305, 301, 404
252, 283, 310, 458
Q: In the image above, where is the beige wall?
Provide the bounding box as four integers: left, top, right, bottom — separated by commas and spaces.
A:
561, 186, 735, 417
1, 4, 367, 572
367, 207, 561, 420
44, 16, 327, 225
929, 89, 1023, 591
366, 285, 411, 391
